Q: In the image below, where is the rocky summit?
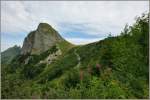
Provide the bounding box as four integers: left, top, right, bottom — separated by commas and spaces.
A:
21, 23, 64, 55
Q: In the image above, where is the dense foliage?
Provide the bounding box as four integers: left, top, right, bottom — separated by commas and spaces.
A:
1, 13, 149, 99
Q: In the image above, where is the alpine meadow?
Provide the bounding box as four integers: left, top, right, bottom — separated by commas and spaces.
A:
1, 1, 149, 99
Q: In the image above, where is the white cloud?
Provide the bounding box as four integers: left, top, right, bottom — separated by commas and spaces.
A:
1, 1, 149, 51
1, 1, 148, 34
65, 37, 103, 45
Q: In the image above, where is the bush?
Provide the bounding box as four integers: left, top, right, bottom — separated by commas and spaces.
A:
22, 63, 46, 79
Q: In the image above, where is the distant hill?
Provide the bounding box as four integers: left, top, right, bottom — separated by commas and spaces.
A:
1, 45, 21, 64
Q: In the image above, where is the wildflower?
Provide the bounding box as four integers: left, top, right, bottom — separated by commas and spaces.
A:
96, 64, 101, 69
88, 66, 92, 75
96, 64, 101, 70
80, 70, 83, 81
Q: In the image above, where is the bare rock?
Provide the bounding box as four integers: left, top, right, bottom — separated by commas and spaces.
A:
21, 23, 64, 55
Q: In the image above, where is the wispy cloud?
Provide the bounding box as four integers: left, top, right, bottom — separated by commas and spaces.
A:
1, 1, 149, 51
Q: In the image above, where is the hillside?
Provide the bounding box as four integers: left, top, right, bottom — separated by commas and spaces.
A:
1, 13, 149, 99
1, 45, 21, 64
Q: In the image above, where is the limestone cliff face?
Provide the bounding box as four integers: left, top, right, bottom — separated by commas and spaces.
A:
21, 23, 64, 55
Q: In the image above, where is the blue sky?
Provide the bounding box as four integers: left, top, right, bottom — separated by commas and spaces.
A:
1, 1, 149, 51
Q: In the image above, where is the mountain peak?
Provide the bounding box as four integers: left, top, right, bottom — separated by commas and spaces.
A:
38, 22, 51, 26
38, 23, 52, 29
21, 23, 64, 55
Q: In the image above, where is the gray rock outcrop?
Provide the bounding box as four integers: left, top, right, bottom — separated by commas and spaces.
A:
39, 45, 62, 65
21, 23, 64, 55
